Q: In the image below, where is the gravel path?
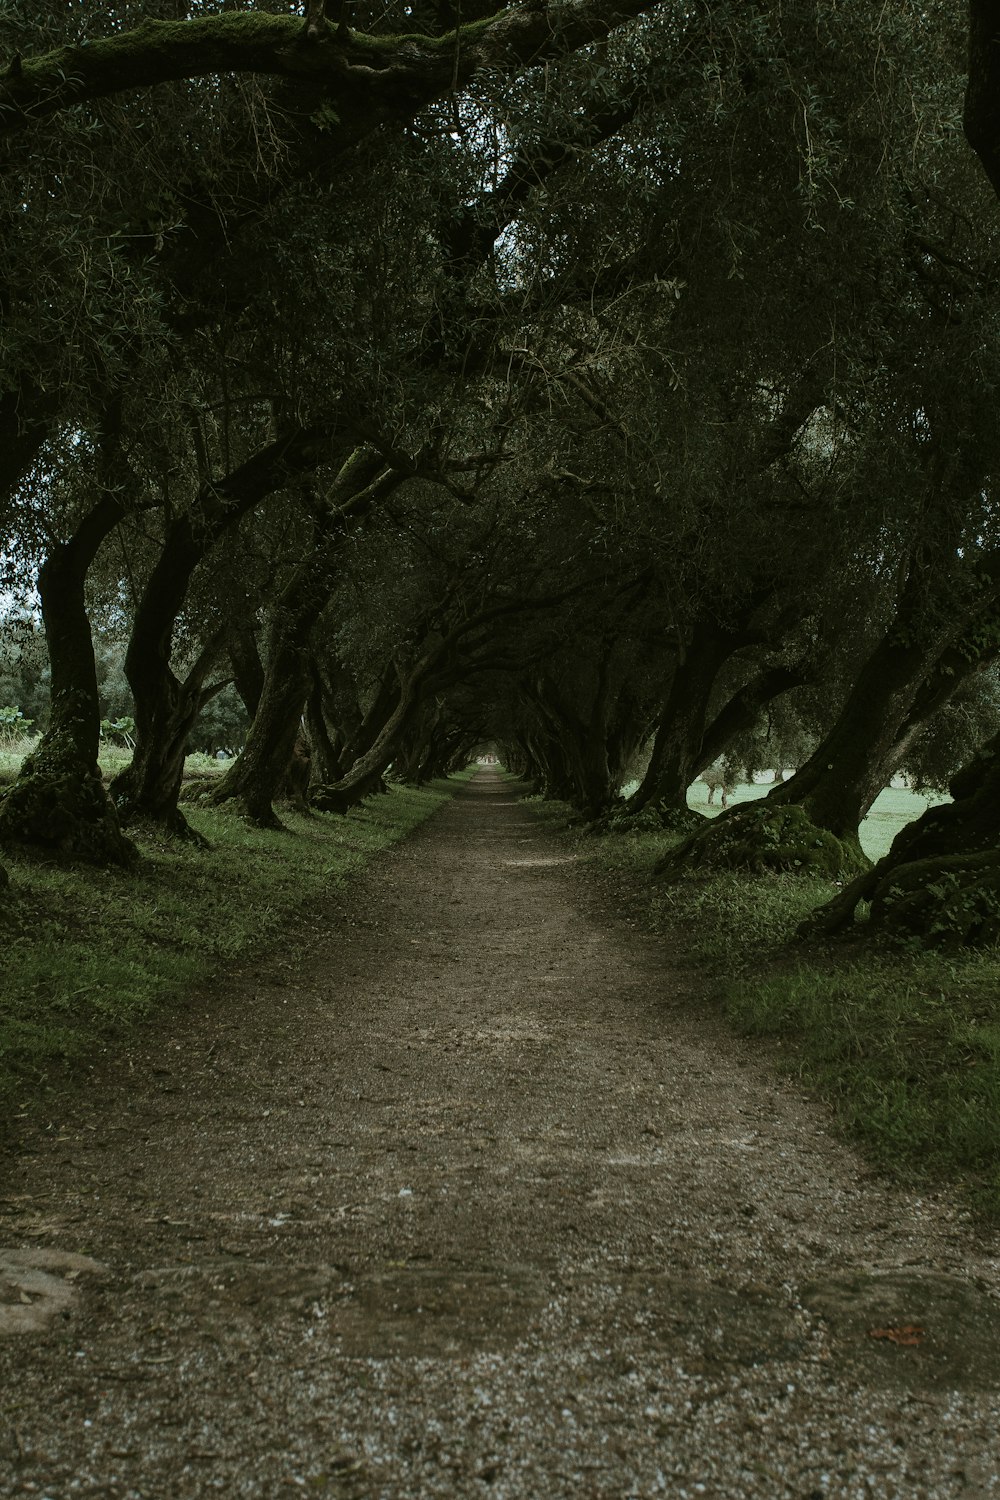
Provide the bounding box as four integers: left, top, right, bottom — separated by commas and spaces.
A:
1, 769, 999, 1498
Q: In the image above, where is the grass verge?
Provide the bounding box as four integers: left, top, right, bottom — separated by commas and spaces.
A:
526, 782, 1000, 1219
0, 778, 462, 1123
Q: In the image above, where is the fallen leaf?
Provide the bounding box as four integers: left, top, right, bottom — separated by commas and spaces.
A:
868, 1324, 925, 1347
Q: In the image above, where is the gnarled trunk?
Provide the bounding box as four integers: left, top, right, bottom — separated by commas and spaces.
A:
767, 630, 938, 841
212, 455, 401, 824
806, 730, 1000, 945
108, 430, 341, 831
769, 589, 1000, 843
109, 515, 228, 836
311, 679, 422, 814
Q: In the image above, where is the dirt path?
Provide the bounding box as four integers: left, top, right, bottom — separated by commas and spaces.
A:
1, 770, 999, 1498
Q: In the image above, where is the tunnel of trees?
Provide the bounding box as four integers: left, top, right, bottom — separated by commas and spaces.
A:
1, 0, 1000, 945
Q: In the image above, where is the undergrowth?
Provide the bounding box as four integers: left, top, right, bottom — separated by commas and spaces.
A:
0, 779, 459, 1122
529, 781, 1000, 1220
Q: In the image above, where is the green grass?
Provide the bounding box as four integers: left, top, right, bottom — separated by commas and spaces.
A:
725, 954, 1000, 1213
529, 776, 1000, 1219
0, 778, 461, 1122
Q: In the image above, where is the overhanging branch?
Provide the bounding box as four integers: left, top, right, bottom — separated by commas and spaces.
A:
0, 0, 660, 140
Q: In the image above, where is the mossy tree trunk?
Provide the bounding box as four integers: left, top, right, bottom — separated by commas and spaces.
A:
391, 701, 443, 785
0, 0, 659, 142
303, 666, 344, 790
520, 678, 612, 816
806, 732, 1000, 945
108, 516, 228, 838
307, 666, 403, 812
514, 647, 639, 818
665, 570, 1000, 882
209, 591, 320, 828
0, 499, 136, 865
311, 663, 427, 814
766, 640, 932, 841
513, 708, 577, 801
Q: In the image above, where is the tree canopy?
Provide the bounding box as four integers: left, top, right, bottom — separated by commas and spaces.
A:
2, 0, 1000, 944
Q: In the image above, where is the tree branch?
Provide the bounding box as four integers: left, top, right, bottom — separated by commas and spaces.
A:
0, 0, 659, 140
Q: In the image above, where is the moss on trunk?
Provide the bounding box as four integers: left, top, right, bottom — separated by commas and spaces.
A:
0, 728, 137, 867
805, 732, 1000, 946
655, 803, 867, 882
868, 851, 1000, 946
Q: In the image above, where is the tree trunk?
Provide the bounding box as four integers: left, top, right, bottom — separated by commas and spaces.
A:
628, 626, 733, 814
311, 651, 438, 813
108, 430, 344, 831
311, 699, 418, 812
209, 605, 314, 827
280, 723, 313, 811
228, 623, 265, 719
769, 629, 957, 841
0, 505, 136, 865
697, 660, 811, 774
965, 1, 1000, 203
109, 516, 225, 836
303, 668, 342, 789
805, 730, 1000, 945
211, 453, 398, 824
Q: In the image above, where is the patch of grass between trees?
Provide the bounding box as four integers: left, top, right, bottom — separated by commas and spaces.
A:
0, 777, 463, 1126
530, 786, 1000, 1220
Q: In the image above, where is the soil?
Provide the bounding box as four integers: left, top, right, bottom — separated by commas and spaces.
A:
1, 769, 999, 1498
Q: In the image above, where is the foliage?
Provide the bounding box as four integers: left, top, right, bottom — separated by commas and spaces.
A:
873, 852, 1000, 948
0, 706, 33, 745
100, 715, 135, 749
187, 684, 249, 755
